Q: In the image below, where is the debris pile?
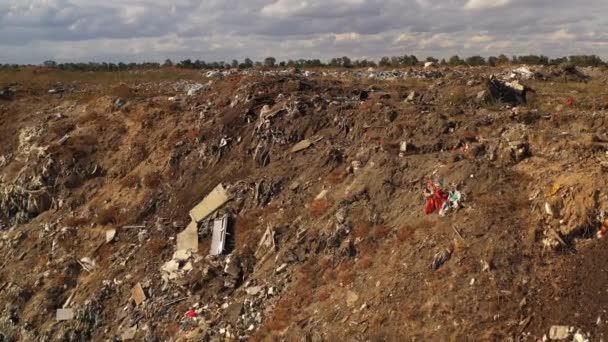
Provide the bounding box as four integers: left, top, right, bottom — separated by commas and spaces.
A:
0, 65, 607, 341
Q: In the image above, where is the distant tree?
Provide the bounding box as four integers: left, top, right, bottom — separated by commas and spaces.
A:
448, 55, 465, 66
379, 56, 391, 67
549, 57, 568, 65
425, 57, 439, 64
43, 60, 57, 68
263, 57, 276, 68
254, 61, 263, 67
497, 54, 510, 65
162, 59, 173, 67
341, 56, 352, 68
568, 55, 604, 67
403, 55, 419, 66
440, 58, 447, 66
513, 55, 549, 65
241, 58, 253, 68
465, 55, 486, 66
487, 56, 498, 67
279, 61, 286, 67
177, 59, 193, 68
231, 60, 239, 68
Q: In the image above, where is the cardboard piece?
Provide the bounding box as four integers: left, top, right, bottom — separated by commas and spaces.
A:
290, 139, 312, 153
131, 283, 146, 306
105, 229, 116, 243
176, 221, 199, 252
56, 308, 74, 321
189, 184, 229, 223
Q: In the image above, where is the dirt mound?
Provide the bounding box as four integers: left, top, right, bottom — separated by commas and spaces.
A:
0, 67, 608, 341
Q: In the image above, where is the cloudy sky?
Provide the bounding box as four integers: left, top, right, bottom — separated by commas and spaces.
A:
1, 0, 607, 64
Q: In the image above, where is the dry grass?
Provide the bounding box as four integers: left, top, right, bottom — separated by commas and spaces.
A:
396, 226, 412, 242
142, 171, 161, 188
309, 198, 332, 216
144, 239, 168, 254
62, 216, 89, 227
326, 168, 349, 185
120, 173, 140, 188
95, 206, 120, 225
0, 68, 201, 91
371, 224, 391, 240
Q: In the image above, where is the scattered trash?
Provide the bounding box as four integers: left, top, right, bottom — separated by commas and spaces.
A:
176, 221, 199, 252
545, 202, 555, 218
549, 325, 571, 340
566, 97, 575, 106
597, 218, 608, 239
423, 181, 463, 216
346, 290, 359, 307
290, 139, 312, 153
78, 257, 96, 272
255, 225, 276, 259
105, 229, 116, 243
190, 183, 230, 223
121, 325, 137, 340
131, 283, 146, 305
57, 134, 70, 145
548, 183, 562, 197
114, 98, 127, 107
56, 308, 74, 321
210, 215, 228, 256
424, 181, 448, 215
431, 249, 452, 270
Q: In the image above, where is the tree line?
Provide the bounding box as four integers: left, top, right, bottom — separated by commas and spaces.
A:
0, 54, 605, 71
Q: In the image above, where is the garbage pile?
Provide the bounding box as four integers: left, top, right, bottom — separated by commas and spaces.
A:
423, 180, 463, 217
1, 65, 608, 341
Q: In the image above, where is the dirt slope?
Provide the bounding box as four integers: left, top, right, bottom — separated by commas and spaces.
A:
1, 66, 608, 341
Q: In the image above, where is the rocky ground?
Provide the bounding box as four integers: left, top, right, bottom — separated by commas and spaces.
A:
1, 65, 608, 341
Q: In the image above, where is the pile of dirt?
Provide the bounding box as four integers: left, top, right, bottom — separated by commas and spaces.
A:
0, 66, 608, 341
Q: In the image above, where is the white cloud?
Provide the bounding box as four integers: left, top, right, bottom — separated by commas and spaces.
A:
0, 0, 606, 63
394, 32, 416, 43
469, 34, 494, 43
550, 29, 576, 41
464, 0, 510, 10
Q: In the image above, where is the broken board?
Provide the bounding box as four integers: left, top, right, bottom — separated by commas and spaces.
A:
56, 308, 74, 321
131, 283, 146, 306
189, 184, 230, 223
176, 221, 199, 252
290, 139, 312, 153
210, 216, 228, 256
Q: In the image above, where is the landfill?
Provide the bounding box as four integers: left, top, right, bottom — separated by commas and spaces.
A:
0, 65, 607, 340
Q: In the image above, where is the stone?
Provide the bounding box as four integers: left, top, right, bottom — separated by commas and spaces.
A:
131, 283, 146, 305
549, 325, 570, 340
246, 286, 263, 296
405, 91, 416, 102
291, 139, 312, 153
121, 325, 137, 340
346, 290, 359, 307
56, 308, 74, 321
224, 302, 244, 325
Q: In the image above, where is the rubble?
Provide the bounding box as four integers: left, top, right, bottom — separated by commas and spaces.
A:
0, 65, 607, 341
190, 184, 230, 223
210, 215, 229, 256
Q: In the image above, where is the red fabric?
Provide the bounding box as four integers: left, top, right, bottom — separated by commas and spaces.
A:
566, 97, 575, 106
425, 183, 448, 215
185, 309, 197, 318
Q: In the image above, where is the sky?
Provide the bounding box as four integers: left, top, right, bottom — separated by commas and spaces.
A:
0, 0, 607, 64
